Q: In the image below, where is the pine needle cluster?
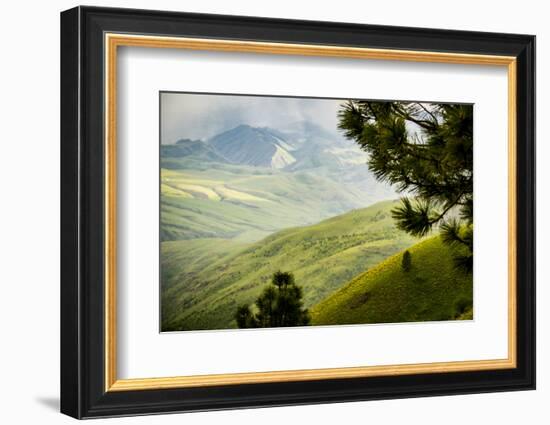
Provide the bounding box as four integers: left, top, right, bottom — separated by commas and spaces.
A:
338, 101, 473, 271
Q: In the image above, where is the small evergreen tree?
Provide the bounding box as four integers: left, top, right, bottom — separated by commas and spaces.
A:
401, 250, 412, 272
235, 305, 257, 328
235, 271, 310, 328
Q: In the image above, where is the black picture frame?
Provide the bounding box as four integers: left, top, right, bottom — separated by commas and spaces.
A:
61, 5, 536, 419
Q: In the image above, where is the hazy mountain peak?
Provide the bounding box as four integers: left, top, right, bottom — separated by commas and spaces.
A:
208, 124, 296, 169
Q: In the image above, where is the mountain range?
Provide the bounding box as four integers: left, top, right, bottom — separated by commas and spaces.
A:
160, 121, 397, 243
162, 121, 366, 171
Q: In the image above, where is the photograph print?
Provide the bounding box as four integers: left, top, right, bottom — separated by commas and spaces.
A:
160, 92, 473, 332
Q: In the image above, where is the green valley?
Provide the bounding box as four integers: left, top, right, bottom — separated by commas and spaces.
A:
160, 157, 395, 243
161, 200, 417, 331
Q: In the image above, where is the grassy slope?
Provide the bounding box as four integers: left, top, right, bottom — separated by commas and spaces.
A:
161, 200, 416, 331
160, 158, 392, 243
161, 238, 250, 292
310, 236, 473, 326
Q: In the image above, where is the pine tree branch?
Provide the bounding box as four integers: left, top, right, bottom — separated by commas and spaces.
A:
416, 102, 439, 124
427, 190, 465, 226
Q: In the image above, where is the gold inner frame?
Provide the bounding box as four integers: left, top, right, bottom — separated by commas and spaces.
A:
104, 33, 517, 392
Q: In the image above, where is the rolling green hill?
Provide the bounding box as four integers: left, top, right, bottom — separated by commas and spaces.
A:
310, 236, 473, 326
160, 159, 390, 243
160, 121, 397, 244
161, 200, 416, 331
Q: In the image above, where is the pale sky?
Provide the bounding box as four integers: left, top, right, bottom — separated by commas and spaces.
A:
160, 92, 347, 144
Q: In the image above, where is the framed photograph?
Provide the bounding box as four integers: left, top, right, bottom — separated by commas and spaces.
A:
60, 6, 535, 419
